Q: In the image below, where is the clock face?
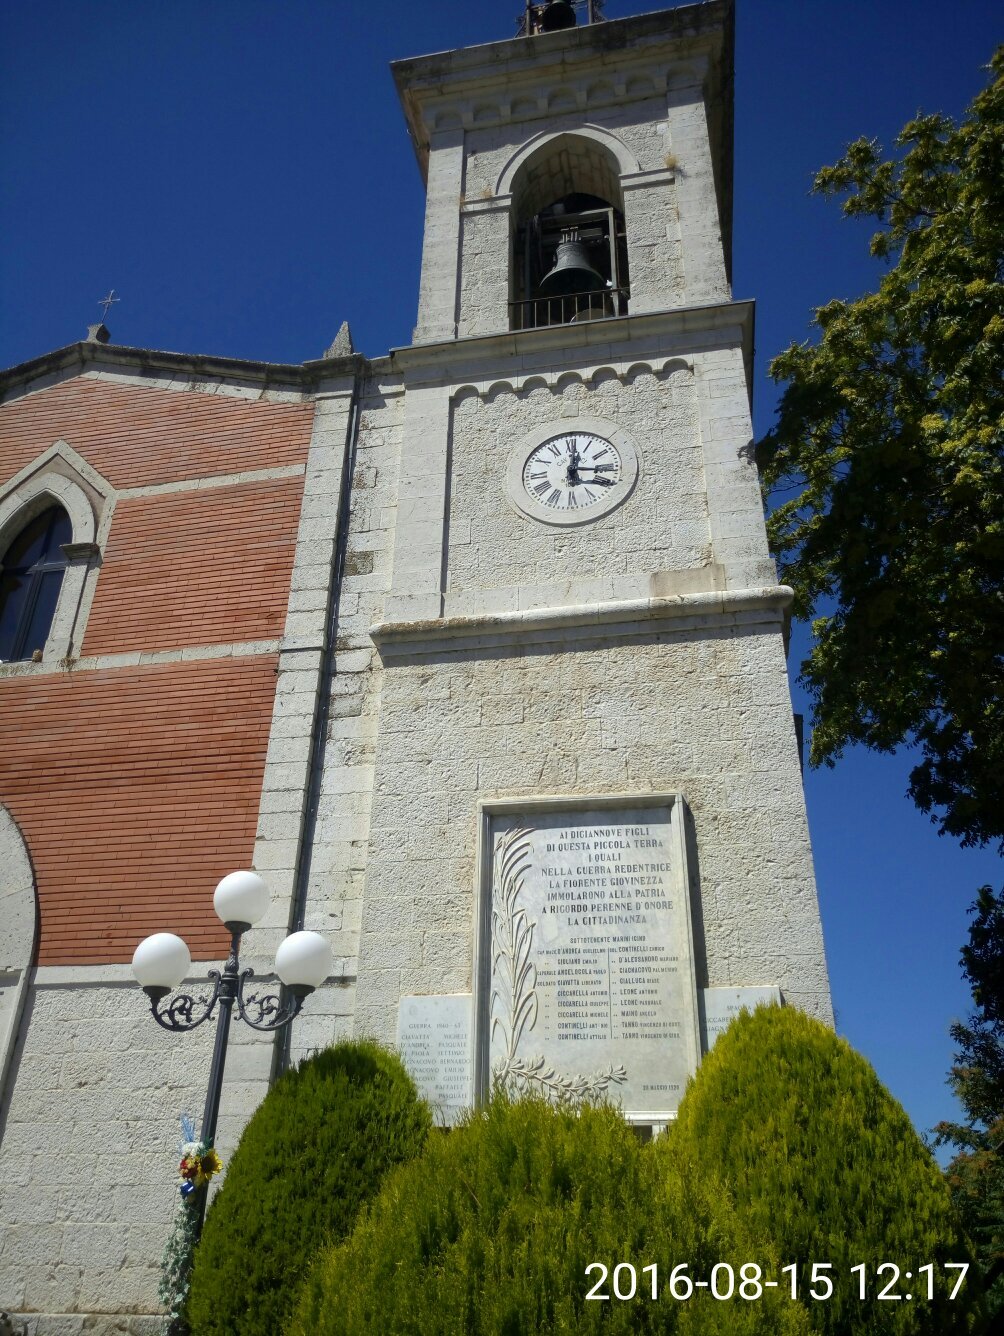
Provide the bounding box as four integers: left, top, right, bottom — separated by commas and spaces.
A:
506, 417, 639, 527
521, 432, 622, 513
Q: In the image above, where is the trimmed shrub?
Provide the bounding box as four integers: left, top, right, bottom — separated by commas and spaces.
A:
664, 1005, 984, 1334
186, 1040, 431, 1336
288, 1094, 811, 1336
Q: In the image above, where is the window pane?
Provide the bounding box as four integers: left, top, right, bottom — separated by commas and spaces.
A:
18, 569, 65, 660
0, 507, 71, 660
0, 572, 28, 660
3, 509, 56, 570
40, 508, 73, 560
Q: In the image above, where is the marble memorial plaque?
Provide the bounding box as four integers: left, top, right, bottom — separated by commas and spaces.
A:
699, 986, 782, 1051
398, 994, 472, 1126
476, 799, 700, 1119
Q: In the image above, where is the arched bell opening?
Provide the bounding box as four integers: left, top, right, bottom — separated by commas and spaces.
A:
508, 134, 630, 331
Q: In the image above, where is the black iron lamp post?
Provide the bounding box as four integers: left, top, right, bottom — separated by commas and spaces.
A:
131, 870, 331, 1232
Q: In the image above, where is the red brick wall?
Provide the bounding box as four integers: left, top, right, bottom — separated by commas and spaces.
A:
0, 377, 313, 488
83, 476, 305, 654
0, 658, 279, 964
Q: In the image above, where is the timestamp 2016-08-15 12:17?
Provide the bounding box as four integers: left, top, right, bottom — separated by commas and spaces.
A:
584, 1261, 970, 1303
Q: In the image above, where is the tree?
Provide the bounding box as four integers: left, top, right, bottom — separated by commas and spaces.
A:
186, 1040, 431, 1336
668, 1005, 983, 1334
289, 1094, 811, 1336
935, 885, 1004, 1318
756, 49, 1004, 848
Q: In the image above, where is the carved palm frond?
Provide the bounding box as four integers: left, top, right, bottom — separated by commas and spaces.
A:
488, 822, 629, 1105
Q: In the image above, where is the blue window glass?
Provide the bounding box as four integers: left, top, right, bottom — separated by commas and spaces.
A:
0, 506, 72, 661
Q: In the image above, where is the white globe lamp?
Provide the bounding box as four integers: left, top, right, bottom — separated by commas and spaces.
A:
213, 870, 270, 929
132, 932, 191, 997
275, 931, 333, 996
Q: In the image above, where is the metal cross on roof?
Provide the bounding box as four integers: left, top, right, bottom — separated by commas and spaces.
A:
98, 289, 120, 320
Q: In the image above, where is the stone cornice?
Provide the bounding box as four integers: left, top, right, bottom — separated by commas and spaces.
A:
0, 339, 368, 404
371, 584, 791, 657
389, 298, 754, 388
394, 2, 729, 153
393, 1, 734, 288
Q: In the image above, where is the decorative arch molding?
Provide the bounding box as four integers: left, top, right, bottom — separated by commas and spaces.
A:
448, 357, 693, 404
0, 439, 113, 552
494, 124, 641, 200
0, 440, 115, 665
662, 357, 694, 377
0, 803, 37, 1114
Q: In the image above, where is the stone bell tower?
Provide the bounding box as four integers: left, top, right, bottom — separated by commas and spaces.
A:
346, 0, 832, 1126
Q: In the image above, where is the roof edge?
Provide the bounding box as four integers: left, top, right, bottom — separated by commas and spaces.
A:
0, 340, 369, 404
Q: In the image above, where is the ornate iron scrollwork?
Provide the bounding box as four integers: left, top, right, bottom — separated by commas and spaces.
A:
149, 970, 222, 1032
235, 966, 303, 1031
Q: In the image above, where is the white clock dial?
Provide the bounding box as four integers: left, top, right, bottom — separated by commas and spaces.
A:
506, 417, 640, 527
521, 432, 622, 512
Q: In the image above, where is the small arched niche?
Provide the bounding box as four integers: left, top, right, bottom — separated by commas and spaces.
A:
508, 133, 630, 331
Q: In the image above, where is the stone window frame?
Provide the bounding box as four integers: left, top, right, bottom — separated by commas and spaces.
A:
495, 126, 643, 330
0, 441, 115, 667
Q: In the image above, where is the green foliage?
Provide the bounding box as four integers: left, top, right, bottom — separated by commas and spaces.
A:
668, 1005, 982, 1333
756, 48, 1004, 848
289, 1093, 809, 1336
935, 885, 1004, 1318
159, 1195, 201, 1335
186, 1040, 431, 1336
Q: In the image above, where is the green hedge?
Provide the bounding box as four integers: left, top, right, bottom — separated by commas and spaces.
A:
186, 1040, 431, 1336
288, 1094, 810, 1336
665, 1005, 983, 1334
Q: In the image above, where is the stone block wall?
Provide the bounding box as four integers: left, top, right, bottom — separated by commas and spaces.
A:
354, 614, 832, 1044
428, 82, 720, 340
446, 367, 708, 601
243, 371, 406, 1067
0, 970, 269, 1329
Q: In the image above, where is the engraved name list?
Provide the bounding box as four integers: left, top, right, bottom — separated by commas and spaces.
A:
484, 801, 700, 1119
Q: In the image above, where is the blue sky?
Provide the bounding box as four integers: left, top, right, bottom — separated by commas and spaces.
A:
2, 0, 1000, 1148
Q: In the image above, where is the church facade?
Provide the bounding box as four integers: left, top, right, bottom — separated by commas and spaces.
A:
0, 3, 831, 1329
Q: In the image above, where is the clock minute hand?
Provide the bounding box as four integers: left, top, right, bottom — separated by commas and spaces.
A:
577, 464, 617, 472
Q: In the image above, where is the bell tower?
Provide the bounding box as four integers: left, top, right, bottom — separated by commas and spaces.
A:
350, 0, 831, 1125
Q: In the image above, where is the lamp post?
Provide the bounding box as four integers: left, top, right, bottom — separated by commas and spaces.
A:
131, 870, 331, 1234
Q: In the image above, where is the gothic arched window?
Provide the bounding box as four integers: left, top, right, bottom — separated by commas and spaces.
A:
0, 505, 72, 661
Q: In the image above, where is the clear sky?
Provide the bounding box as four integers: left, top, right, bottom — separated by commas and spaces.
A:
2, 0, 1001, 1150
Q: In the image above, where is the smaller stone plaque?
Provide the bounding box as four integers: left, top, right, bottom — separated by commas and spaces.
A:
699, 986, 781, 1051
398, 994, 472, 1126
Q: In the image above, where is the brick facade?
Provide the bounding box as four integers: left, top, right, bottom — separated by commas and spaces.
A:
0, 656, 279, 963
83, 476, 304, 655
0, 376, 312, 488
0, 372, 313, 968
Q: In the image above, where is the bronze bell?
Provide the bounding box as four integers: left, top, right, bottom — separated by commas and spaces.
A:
538, 3, 577, 33
539, 233, 605, 298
